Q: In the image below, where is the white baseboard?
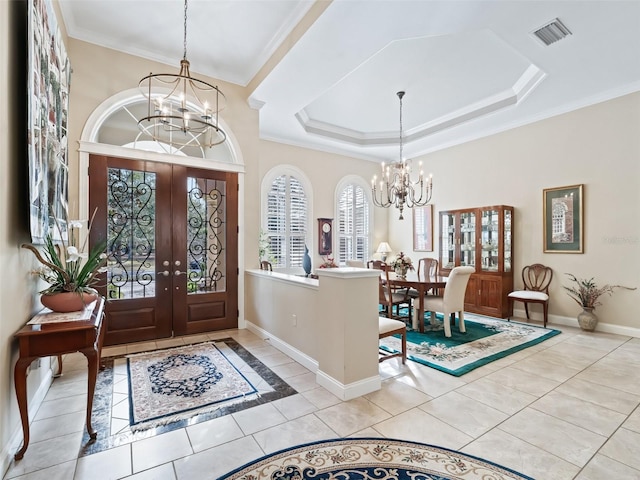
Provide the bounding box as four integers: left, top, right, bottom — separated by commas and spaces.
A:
1, 365, 55, 478
511, 308, 640, 337
244, 321, 319, 373
316, 370, 381, 401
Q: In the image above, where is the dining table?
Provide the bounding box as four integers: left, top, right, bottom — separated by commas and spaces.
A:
385, 271, 448, 333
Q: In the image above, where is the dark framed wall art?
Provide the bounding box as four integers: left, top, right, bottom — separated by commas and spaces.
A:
28, 0, 71, 243
543, 184, 584, 253
413, 205, 433, 252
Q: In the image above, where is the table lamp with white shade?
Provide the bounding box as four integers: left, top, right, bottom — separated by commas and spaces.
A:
376, 242, 392, 262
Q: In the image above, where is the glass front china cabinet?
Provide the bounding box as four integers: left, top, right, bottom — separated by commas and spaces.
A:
439, 205, 513, 318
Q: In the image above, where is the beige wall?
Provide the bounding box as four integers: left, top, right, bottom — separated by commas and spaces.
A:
389, 92, 640, 329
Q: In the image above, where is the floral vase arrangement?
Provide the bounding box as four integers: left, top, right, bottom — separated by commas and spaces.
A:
22, 211, 108, 313
318, 256, 338, 268
258, 229, 274, 263
563, 273, 636, 331
390, 252, 414, 278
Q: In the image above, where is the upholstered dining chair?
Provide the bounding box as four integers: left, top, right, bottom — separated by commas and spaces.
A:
260, 260, 273, 271
347, 259, 366, 268
378, 316, 406, 364
423, 266, 474, 337
508, 263, 553, 327
378, 266, 412, 321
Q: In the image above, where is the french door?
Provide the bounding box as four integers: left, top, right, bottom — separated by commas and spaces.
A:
89, 155, 238, 346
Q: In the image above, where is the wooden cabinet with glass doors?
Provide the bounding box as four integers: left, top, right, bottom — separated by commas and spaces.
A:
439, 205, 513, 318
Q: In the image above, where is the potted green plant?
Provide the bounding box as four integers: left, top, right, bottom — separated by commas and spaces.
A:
563, 273, 635, 331
22, 211, 107, 312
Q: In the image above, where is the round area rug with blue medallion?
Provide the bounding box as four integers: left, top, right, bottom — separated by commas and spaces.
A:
217, 437, 534, 480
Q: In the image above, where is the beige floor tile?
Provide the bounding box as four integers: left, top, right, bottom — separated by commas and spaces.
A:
258, 352, 294, 368
418, 391, 508, 437
598, 427, 640, 471
531, 390, 626, 436
242, 344, 281, 358
126, 341, 158, 354
132, 429, 194, 473
499, 407, 607, 466
173, 436, 264, 480
122, 463, 177, 480
301, 386, 342, 409
623, 406, 640, 433
554, 378, 640, 415
44, 379, 87, 401
74, 445, 132, 480
29, 411, 86, 443
456, 377, 536, 415
510, 355, 582, 383
283, 371, 318, 393
33, 394, 87, 422
576, 357, 640, 395
349, 427, 385, 438
272, 393, 317, 419
186, 415, 244, 453
565, 332, 630, 353
232, 403, 287, 435
372, 407, 472, 450
315, 397, 391, 437
462, 428, 580, 480
484, 366, 560, 396
155, 337, 187, 349
101, 345, 128, 357
253, 414, 338, 454
2, 461, 76, 480
268, 362, 310, 379
575, 453, 640, 480
542, 342, 608, 369
395, 363, 466, 398
365, 378, 431, 416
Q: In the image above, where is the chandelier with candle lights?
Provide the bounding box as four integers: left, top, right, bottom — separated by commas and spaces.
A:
371, 91, 433, 220
137, 0, 226, 148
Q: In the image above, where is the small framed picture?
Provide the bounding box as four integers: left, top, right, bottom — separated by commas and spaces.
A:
543, 184, 584, 253
413, 205, 433, 252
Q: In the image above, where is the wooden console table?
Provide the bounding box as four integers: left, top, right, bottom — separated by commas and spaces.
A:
13, 297, 105, 460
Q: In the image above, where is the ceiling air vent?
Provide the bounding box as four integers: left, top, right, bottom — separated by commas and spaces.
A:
533, 18, 572, 46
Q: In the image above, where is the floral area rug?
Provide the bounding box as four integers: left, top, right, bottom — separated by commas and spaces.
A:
380, 313, 561, 376
217, 437, 534, 480
127, 342, 259, 430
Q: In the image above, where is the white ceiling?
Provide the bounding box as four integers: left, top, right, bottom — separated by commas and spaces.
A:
59, 0, 640, 163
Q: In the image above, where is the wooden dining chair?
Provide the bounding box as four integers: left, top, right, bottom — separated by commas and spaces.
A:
378, 267, 412, 321
367, 260, 386, 270
508, 264, 553, 327
260, 260, 273, 271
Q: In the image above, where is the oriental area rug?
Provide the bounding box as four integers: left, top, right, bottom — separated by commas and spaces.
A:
127, 342, 261, 430
217, 438, 534, 480
380, 313, 560, 376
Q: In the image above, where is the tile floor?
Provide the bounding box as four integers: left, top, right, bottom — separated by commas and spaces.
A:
4, 320, 640, 480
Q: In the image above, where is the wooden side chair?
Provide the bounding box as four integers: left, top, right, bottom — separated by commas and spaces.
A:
260, 260, 273, 271
378, 266, 412, 321
367, 260, 386, 270
508, 264, 553, 327
378, 316, 407, 364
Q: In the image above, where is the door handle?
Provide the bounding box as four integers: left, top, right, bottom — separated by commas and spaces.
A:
174, 270, 188, 276
157, 270, 170, 277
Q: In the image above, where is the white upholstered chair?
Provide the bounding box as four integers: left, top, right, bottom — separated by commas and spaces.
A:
423, 266, 474, 337
378, 316, 406, 364
508, 264, 553, 328
346, 259, 366, 268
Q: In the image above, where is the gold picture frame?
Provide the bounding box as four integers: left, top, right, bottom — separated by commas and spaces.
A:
543, 184, 584, 253
413, 205, 433, 252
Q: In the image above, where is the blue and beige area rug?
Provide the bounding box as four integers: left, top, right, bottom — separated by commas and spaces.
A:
380, 313, 560, 376
127, 342, 259, 430
218, 438, 533, 480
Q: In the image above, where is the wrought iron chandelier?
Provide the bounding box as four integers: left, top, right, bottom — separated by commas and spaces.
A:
137, 0, 226, 148
371, 91, 433, 220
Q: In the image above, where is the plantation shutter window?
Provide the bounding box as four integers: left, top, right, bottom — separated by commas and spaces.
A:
266, 174, 308, 268
338, 184, 369, 264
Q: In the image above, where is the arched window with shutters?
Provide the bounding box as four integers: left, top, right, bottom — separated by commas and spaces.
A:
336, 176, 372, 265
262, 166, 312, 270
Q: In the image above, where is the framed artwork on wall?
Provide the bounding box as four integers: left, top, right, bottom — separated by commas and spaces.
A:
28, 0, 71, 243
318, 218, 333, 255
413, 205, 433, 252
543, 184, 584, 253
